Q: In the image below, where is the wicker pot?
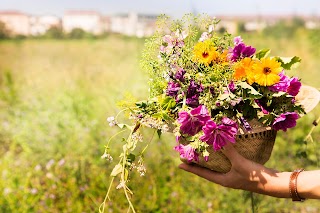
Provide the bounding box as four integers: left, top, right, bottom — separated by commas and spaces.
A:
179, 119, 277, 173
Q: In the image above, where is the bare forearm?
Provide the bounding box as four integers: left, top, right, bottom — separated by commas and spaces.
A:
297, 170, 320, 199
250, 170, 320, 199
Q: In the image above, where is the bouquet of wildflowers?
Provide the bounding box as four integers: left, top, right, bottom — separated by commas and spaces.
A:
100, 15, 304, 212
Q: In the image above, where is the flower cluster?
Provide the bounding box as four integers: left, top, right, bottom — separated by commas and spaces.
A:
101, 15, 304, 212
138, 17, 303, 162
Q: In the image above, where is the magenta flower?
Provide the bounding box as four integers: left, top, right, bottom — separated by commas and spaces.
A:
174, 144, 199, 162
186, 80, 203, 108
200, 118, 238, 151
174, 68, 186, 82
233, 36, 243, 45
269, 72, 301, 96
287, 77, 301, 96
269, 71, 289, 92
255, 99, 270, 114
228, 81, 236, 93
230, 43, 256, 62
272, 112, 299, 131
178, 105, 211, 136
166, 81, 181, 98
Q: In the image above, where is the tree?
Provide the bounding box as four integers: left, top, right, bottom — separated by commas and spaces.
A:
0, 21, 11, 39
68, 28, 94, 39
44, 26, 64, 39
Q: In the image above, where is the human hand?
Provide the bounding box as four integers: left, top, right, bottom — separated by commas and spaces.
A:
179, 143, 291, 198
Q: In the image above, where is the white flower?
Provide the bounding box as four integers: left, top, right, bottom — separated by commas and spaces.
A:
101, 152, 113, 162
107, 116, 117, 127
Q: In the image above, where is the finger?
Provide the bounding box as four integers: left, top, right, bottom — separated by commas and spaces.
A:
221, 143, 243, 162
178, 163, 226, 184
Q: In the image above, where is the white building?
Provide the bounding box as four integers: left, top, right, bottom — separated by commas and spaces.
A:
62, 10, 103, 35
110, 12, 158, 37
0, 10, 30, 35
29, 15, 61, 35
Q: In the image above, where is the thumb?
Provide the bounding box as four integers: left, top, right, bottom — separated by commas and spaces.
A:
221, 143, 246, 164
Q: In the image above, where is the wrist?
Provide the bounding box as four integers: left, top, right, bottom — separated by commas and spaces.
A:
297, 170, 320, 199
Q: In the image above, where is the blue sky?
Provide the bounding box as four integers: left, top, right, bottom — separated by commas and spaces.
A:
0, 0, 319, 17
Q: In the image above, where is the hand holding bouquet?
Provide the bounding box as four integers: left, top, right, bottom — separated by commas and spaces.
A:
100, 14, 306, 212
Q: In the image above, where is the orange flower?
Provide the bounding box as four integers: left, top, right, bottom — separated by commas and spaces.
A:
233, 57, 254, 81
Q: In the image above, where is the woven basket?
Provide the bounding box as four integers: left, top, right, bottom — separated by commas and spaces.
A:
179, 119, 277, 173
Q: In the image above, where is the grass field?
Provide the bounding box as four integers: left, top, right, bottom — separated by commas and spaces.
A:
0, 31, 320, 212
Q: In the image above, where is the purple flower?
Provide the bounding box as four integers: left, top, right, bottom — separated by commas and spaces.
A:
287, 77, 301, 96
269, 71, 289, 92
174, 68, 186, 82
166, 81, 181, 98
234, 36, 243, 45
240, 117, 252, 131
186, 80, 203, 108
177, 105, 211, 136
272, 112, 299, 131
228, 81, 236, 93
255, 99, 270, 114
200, 117, 238, 151
174, 144, 199, 162
230, 43, 256, 62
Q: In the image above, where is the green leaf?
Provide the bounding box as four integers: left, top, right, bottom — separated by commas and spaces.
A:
275, 56, 301, 70
218, 93, 230, 101
117, 123, 129, 129
127, 153, 136, 163
238, 82, 262, 97
160, 97, 176, 110
110, 164, 122, 177
272, 92, 286, 97
255, 48, 270, 59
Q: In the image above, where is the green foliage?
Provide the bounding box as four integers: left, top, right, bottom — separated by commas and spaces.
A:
67, 28, 96, 39
0, 32, 319, 212
262, 17, 306, 38
0, 21, 10, 39
43, 26, 65, 39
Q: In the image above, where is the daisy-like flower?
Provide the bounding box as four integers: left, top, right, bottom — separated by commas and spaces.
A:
233, 57, 254, 81
193, 40, 218, 66
251, 57, 282, 86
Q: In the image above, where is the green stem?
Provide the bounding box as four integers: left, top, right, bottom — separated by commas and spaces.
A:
99, 177, 115, 213
250, 192, 255, 213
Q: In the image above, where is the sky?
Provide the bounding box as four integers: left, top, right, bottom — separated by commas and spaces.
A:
0, 0, 320, 17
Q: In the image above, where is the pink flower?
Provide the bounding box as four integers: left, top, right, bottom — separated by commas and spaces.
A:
268, 71, 301, 96
287, 77, 301, 96
200, 118, 238, 151
269, 71, 289, 92
174, 144, 199, 162
177, 105, 211, 136
272, 112, 299, 131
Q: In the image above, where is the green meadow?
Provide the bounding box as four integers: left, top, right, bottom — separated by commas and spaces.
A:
0, 30, 320, 212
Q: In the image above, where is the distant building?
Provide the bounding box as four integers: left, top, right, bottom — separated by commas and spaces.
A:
30, 15, 61, 35
110, 12, 158, 37
62, 10, 103, 34
0, 10, 30, 35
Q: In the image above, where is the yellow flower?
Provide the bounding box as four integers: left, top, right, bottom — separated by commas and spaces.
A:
193, 40, 218, 66
233, 57, 254, 81
251, 57, 282, 86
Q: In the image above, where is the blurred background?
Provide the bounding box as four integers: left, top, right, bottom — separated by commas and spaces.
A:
0, 0, 320, 212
